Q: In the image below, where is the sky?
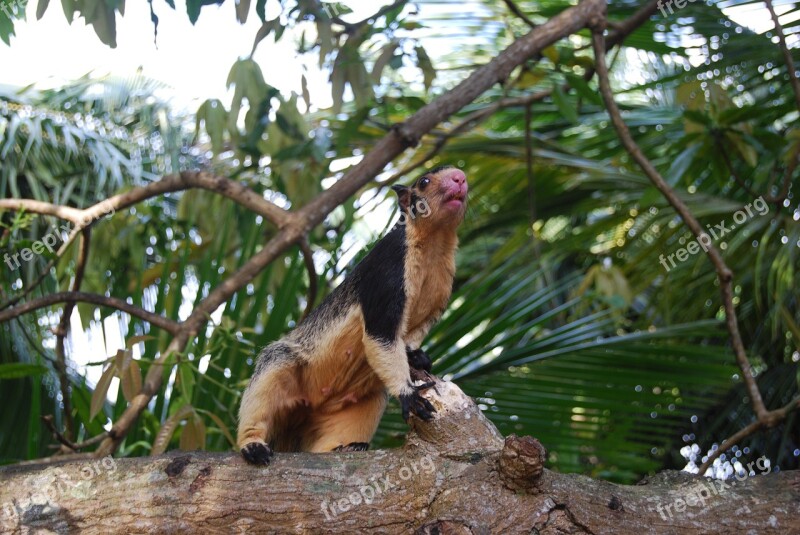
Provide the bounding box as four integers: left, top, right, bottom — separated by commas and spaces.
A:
0, 0, 359, 108
0, 0, 791, 106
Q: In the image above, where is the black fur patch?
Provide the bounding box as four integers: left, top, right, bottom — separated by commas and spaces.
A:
407, 347, 432, 372
352, 225, 407, 345
241, 442, 273, 465
253, 342, 296, 378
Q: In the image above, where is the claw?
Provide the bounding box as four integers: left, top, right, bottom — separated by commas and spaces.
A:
399, 384, 437, 422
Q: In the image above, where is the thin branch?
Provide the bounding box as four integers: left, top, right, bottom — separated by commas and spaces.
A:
41, 415, 109, 453
0, 199, 83, 223
299, 237, 318, 321
53, 228, 92, 441
590, 29, 769, 420
765, 139, 800, 204
698, 395, 800, 474
502, 0, 537, 29
765, 0, 800, 113
0, 292, 181, 334
0, 171, 289, 310
697, 419, 764, 475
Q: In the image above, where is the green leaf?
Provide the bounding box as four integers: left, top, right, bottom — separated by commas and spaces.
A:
551, 83, 578, 123
415, 45, 435, 90
196, 98, 227, 154
37, 0, 50, 19
0, 363, 47, 380
88, 0, 117, 48
372, 40, 399, 84
235, 0, 249, 23
179, 361, 195, 400
186, 0, 219, 25
666, 143, 701, 186
564, 73, 601, 105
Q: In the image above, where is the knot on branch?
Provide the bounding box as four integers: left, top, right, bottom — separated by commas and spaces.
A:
498, 434, 546, 492
392, 122, 420, 148
586, 1, 607, 32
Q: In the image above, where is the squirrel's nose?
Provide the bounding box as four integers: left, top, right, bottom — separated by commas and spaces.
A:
444, 168, 466, 186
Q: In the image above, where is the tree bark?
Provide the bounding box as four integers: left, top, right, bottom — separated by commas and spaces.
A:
1, 378, 797, 534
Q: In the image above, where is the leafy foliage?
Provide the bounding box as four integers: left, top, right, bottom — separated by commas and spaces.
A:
0, 0, 798, 483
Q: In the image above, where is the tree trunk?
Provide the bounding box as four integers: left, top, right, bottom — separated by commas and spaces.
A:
2, 378, 797, 534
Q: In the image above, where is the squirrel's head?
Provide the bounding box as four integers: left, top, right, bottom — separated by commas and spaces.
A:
391, 165, 468, 230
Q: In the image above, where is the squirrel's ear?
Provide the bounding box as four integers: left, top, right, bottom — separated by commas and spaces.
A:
391, 185, 411, 211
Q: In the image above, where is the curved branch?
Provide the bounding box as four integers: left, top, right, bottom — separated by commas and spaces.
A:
0, 199, 83, 222
698, 395, 800, 474
53, 228, 92, 441
0, 292, 181, 334
0, 172, 289, 310
502, 0, 536, 29
96, 172, 289, 227
590, 28, 768, 421
41, 415, 109, 453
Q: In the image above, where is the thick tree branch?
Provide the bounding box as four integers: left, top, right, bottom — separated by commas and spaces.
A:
2, 379, 797, 533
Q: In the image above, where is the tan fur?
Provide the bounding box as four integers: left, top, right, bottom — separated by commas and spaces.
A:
404, 226, 458, 348
238, 167, 465, 455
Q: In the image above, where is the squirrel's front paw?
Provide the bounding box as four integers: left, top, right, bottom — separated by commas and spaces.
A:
406, 347, 433, 372
399, 382, 436, 422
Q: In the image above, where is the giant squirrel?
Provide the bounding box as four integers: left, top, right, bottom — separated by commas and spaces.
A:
237, 165, 468, 464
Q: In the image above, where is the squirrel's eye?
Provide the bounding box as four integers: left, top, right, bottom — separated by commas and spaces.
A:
419, 177, 431, 189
